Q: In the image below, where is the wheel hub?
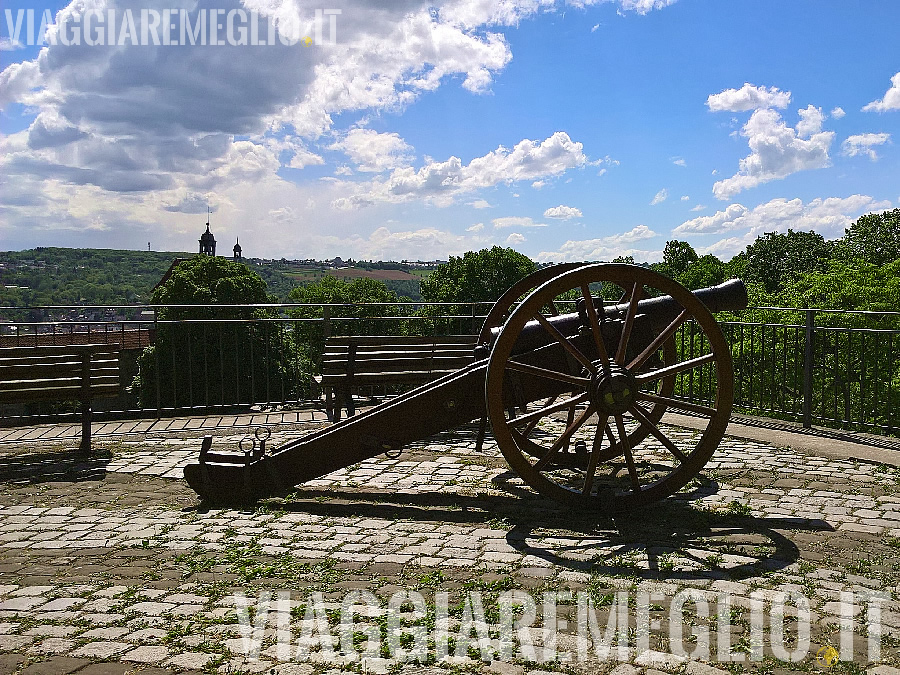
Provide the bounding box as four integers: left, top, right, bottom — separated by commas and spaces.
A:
591, 362, 637, 415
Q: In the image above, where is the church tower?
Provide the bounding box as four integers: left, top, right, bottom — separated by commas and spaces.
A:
199, 210, 216, 256
233, 238, 242, 261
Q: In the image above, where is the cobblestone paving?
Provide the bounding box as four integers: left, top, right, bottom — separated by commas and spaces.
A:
0, 420, 898, 675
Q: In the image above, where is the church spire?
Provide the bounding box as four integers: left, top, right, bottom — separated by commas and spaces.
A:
199, 209, 216, 256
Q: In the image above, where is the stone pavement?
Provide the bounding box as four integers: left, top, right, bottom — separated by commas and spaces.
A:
0, 414, 898, 675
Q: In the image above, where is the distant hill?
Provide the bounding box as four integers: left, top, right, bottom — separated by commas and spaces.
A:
0, 248, 426, 308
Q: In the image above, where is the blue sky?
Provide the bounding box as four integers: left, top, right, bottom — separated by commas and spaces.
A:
1, 0, 898, 262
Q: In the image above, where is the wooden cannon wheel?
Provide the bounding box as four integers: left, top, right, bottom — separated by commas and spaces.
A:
480, 263, 676, 465
485, 263, 733, 511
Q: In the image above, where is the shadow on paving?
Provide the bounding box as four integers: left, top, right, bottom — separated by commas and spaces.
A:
0, 449, 112, 485
210, 474, 830, 583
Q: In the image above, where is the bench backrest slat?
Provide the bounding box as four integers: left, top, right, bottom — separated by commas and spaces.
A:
0, 345, 121, 403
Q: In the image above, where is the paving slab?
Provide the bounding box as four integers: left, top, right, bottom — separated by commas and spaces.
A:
0, 417, 897, 674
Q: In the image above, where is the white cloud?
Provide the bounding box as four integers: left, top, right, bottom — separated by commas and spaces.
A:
680, 195, 689, 201
672, 158, 686, 167
862, 72, 900, 112
0, 59, 40, 109
690, 204, 706, 212
333, 131, 587, 208
492, 216, 547, 228
795, 105, 826, 138
842, 133, 891, 160
506, 232, 526, 245
543, 205, 582, 220
531, 180, 546, 189
673, 203, 750, 235
650, 188, 668, 205
712, 107, 834, 200
674, 195, 891, 258
466, 223, 484, 232
469, 199, 493, 209
0, 37, 24, 51
617, 0, 679, 15
706, 83, 791, 112
329, 129, 414, 172
0, 0, 521, 200
831, 107, 846, 119
536, 225, 658, 262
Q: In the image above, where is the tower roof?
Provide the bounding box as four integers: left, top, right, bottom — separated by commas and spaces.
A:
200, 223, 215, 244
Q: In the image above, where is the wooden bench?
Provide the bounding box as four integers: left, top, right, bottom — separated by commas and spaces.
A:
318, 335, 478, 420
0, 345, 121, 453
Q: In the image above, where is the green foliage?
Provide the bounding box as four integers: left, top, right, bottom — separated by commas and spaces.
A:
678, 254, 726, 291
834, 208, 900, 266
0, 247, 188, 311
151, 256, 269, 311
134, 256, 307, 409
420, 246, 535, 304
653, 240, 699, 280
730, 229, 833, 293
287, 276, 407, 371
0, 248, 304, 314
775, 258, 900, 314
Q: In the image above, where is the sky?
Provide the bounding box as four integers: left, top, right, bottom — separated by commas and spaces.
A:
1, 0, 898, 263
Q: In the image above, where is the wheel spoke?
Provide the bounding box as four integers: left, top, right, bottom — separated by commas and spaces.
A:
533, 312, 596, 374
628, 308, 690, 371
604, 420, 617, 448
582, 414, 609, 495
580, 284, 611, 369
506, 360, 590, 387
614, 414, 641, 492
509, 392, 589, 428
629, 404, 687, 461
523, 395, 559, 437
615, 281, 642, 365
534, 404, 596, 471
636, 391, 717, 417
635, 353, 716, 385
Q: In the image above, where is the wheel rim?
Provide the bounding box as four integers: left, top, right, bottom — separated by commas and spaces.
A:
485, 263, 733, 511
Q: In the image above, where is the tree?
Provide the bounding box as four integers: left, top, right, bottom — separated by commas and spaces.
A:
730, 230, 833, 294
835, 208, 900, 266
133, 256, 302, 409
652, 240, 699, 281
420, 247, 535, 304
151, 255, 269, 311
679, 254, 726, 290
287, 276, 407, 369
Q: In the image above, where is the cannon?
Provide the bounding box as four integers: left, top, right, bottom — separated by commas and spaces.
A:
184, 263, 748, 511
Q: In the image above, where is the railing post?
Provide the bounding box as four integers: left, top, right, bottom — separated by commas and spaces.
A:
802, 309, 815, 428
154, 310, 161, 419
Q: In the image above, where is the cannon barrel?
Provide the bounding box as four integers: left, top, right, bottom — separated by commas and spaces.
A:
502, 278, 748, 356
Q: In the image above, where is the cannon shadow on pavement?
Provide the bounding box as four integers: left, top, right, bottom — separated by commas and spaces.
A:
235, 474, 831, 582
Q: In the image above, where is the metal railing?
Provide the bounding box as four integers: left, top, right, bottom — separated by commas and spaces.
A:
1, 303, 898, 438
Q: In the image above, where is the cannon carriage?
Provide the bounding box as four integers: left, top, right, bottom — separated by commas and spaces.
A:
184, 263, 748, 511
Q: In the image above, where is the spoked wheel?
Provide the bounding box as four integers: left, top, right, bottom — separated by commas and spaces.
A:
485, 263, 733, 511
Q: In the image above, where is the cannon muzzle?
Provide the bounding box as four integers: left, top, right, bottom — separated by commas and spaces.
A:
498, 277, 748, 357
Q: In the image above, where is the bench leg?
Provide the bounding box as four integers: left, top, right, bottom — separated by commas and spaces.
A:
80, 398, 92, 454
